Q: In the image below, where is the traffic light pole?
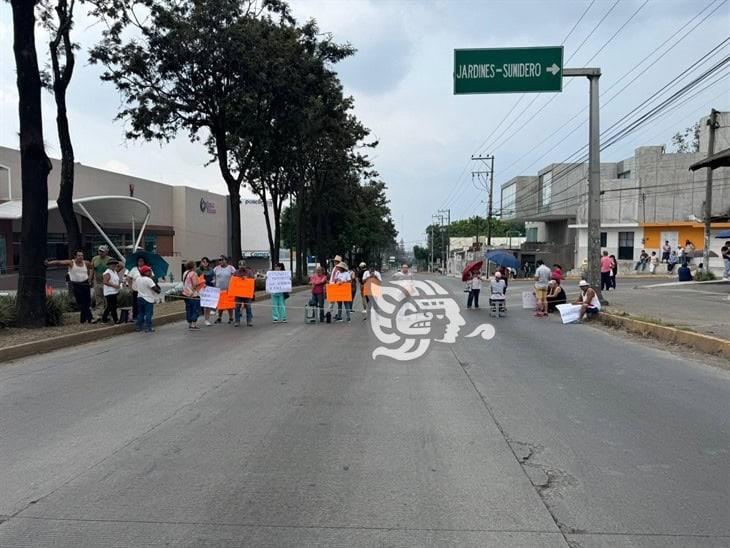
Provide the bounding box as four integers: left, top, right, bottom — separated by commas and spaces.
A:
564, 67, 603, 302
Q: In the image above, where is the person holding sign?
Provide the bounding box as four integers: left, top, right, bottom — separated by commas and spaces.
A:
232, 260, 255, 327
182, 260, 202, 330
214, 255, 236, 324
269, 263, 288, 323
334, 262, 352, 322
361, 264, 382, 310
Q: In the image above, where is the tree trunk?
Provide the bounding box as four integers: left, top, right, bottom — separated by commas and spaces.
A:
51, 0, 81, 256
259, 186, 277, 267
295, 196, 305, 282
12, 0, 51, 327
214, 132, 242, 263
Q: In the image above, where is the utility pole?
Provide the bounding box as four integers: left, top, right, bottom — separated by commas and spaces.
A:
438, 208, 450, 274
471, 154, 495, 247
431, 213, 443, 272
703, 109, 719, 273
564, 67, 603, 302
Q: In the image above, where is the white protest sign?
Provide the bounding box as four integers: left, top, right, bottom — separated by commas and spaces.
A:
265, 271, 292, 294
200, 286, 221, 309
556, 303, 583, 324
522, 291, 537, 309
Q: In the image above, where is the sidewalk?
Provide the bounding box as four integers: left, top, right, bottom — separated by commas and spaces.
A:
601, 280, 730, 341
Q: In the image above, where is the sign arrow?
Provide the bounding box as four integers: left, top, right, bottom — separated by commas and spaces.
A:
546, 63, 560, 76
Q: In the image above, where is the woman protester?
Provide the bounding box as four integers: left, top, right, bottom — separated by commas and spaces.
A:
125, 256, 147, 320
271, 262, 287, 324
101, 259, 124, 324
309, 266, 328, 323
197, 257, 215, 326
334, 262, 352, 322
546, 279, 567, 313
182, 260, 202, 330
466, 269, 483, 309
134, 265, 161, 333
214, 255, 236, 324
609, 254, 618, 289
46, 250, 93, 324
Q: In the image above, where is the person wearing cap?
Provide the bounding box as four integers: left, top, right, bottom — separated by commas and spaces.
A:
91, 245, 110, 320
134, 265, 161, 332
232, 260, 255, 327
326, 255, 343, 317
101, 259, 124, 324
575, 280, 601, 320
334, 262, 352, 322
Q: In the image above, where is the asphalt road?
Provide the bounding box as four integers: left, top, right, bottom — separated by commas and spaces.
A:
0, 275, 728, 547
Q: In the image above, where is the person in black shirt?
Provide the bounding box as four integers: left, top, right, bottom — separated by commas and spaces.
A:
546, 279, 567, 313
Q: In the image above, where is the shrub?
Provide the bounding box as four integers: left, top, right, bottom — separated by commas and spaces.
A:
696, 270, 717, 281
0, 293, 71, 327
0, 295, 14, 328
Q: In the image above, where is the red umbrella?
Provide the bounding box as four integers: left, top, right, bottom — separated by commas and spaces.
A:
462, 260, 483, 282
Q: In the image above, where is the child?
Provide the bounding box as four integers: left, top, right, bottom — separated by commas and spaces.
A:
135, 265, 161, 333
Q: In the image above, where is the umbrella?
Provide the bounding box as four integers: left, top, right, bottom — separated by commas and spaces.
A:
125, 250, 169, 279
461, 260, 483, 282
715, 229, 730, 239
485, 250, 521, 270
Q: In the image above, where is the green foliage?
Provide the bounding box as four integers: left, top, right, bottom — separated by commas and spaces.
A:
695, 270, 716, 281
446, 216, 525, 238
670, 122, 700, 153
0, 293, 71, 327
0, 295, 14, 328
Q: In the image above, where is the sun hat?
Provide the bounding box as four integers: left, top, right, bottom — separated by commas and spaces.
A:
98, 244, 109, 252
333, 255, 342, 263
338, 262, 349, 271
579, 280, 589, 287
359, 262, 367, 268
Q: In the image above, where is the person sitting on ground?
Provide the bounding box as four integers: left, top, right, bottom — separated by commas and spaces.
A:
677, 262, 693, 282
546, 279, 567, 313
667, 250, 678, 273
574, 279, 600, 320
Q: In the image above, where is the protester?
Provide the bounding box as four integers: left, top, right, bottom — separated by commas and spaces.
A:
667, 250, 678, 273
182, 260, 201, 330
334, 262, 352, 322
233, 260, 255, 327
357, 262, 368, 311
684, 240, 694, 264
661, 240, 671, 263
600, 251, 613, 291
327, 255, 343, 317
533, 259, 551, 317
677, 262, 693, 282
609, 254, 618, 289
101, 259, 123, 324
634, 250, 649, 271
214, 255, 236, 323
546, 279, 567, 313
677, 245, 685, 265
498, 265, 510, 290
125, 256, 147, 320
521, 261, 530, 278
196, 257, 215, 326
349, 264, 359, 308
46, 250, 93, 324
466, 269, 483, 309
575, 279, 600, 320
392, 263, 414, 281
489, 271, 507, 314
361, 264, 382, 309
551, 263, 564, 283
309, 265, 328, 322
91, 244, 110, 319
649, 251, 659, 274
135, 265, 160, 333
722, 241, 730, 280
271, 262, 287, 323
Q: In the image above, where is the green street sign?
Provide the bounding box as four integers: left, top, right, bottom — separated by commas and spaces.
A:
454, 46, 563, 94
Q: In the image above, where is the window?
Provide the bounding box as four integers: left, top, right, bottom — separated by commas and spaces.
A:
501, 183, 516, 218
600, 232, 607, 247
618, 231, 634, 260
539, 171, 552, 209
526, 227, 538, 242
618, 170, 631, 179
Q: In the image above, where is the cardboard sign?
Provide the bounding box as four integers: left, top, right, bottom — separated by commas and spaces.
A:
362, 278, 382, 297
218, 290, 235, 310
522, 291, 537, 309
556, 303, 583, 324
265, 271, 292, 294
229, 276, 255, 298
326, 283, 352, 302
200, 286, 221, 309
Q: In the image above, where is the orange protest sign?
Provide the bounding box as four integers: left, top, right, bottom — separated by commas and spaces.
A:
228, 276, 255, 298
217, 290, 236, 310
362, 278, 382, 297
326, 283, 352, 302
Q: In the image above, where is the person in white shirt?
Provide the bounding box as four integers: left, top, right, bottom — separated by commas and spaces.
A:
533, 260, 552, 317
134, 265, 161, 333
125, 256, 147, 321
361, 264, 382, 309
101, 260, 124, 324
392, 263, 413, 281
466, 269, 483, 309
214, 255, 236, 323
334, 263, 352, 322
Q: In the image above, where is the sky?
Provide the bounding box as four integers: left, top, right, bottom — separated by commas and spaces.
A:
1, 0, 729, 248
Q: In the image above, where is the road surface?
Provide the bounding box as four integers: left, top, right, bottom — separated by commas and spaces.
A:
0, 275, 728, 547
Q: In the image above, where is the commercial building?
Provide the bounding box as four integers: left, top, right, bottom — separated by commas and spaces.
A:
500, 112, 730, 273
0, 146, 229, 277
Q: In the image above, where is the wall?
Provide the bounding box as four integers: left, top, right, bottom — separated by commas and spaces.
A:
172, 186, 229, 262
241, 199, 276, 253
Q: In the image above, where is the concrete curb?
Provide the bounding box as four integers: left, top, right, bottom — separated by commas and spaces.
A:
0, 287, 309, 364
598, 311, 730, 361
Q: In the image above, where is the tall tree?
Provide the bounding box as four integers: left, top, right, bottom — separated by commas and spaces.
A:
11, 0, 52, 326
90, 0, 291, 262
40, 0, 82, 254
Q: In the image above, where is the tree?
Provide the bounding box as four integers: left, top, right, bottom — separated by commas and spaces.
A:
670, 121, 700, 153
40, 0, 82, 254
90, 0, 292, 262
11, 0, 52, 326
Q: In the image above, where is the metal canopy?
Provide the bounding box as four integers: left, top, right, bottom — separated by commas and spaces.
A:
689, 148, 730, 171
